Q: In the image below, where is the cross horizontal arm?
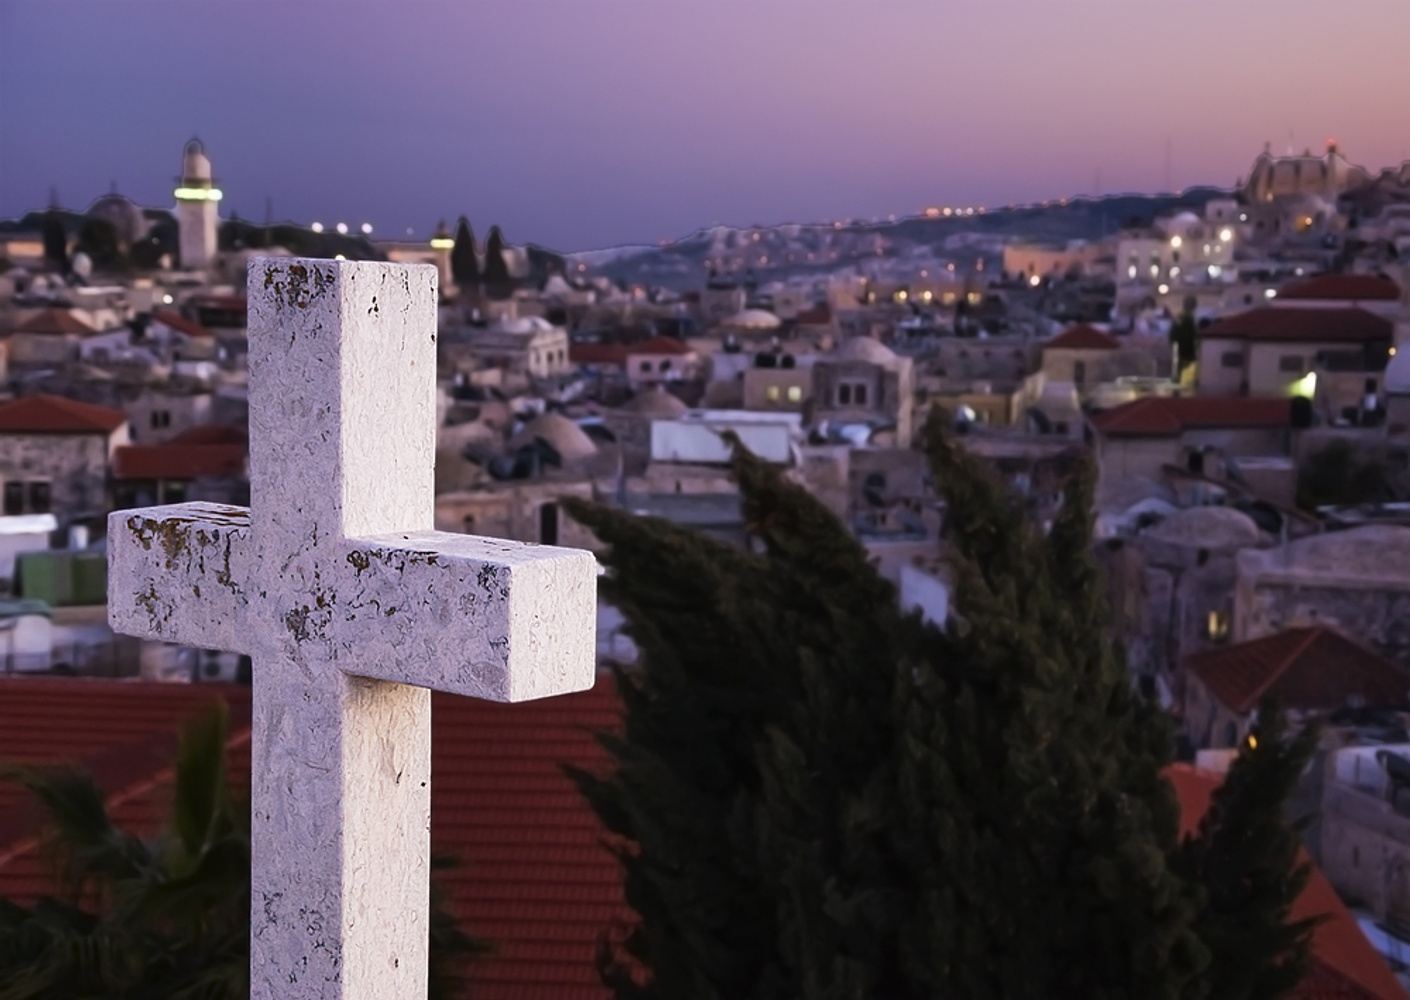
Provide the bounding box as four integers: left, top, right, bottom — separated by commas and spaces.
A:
108, 503, 255, 654
336, 531, 597, 702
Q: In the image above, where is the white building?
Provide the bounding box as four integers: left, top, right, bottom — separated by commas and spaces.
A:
174, 138, 221, 270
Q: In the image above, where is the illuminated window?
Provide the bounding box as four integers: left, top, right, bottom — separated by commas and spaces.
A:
787, 385, 803, 403
1206, 610, 1230, 641
766, 385, 781, 402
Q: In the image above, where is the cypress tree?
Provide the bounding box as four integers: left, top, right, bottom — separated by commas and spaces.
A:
482, 225, 513, 299
451, 216, 479, 289
571, 410, 1314, 999
41, 215, 68, 271
1178, 705, 1320, 1000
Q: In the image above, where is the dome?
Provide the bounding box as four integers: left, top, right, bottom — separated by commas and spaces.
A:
182, 138, 213, 182
624, 387, 688, 420
1386, 347, 1410, 395
833, 336, 897, 365
511, 412, 597, 462
87, 193, 149, 246
1163, 211, 1201, 234
724, 308, 781, 331
494, 316, 555, 335
1145, 506, 1261, 550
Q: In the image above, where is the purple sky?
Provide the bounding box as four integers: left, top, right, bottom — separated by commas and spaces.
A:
3, 0, 1408, 251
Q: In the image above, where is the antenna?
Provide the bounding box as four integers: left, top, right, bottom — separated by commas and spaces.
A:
1163, 138, 1172, 193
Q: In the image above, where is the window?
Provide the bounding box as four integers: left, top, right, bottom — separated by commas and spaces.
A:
27, 482, 50, 514
766, 385, 781, 402
659, 359, 672, 372
150, 410, 172, 430
786, 385, 803, 403
854, 384, 869, 406
1278, 354, 1304, 373
1220, 350, 1243, 368
3, 482, 22, 516
1206, 609, 1230, 641
639, 361, 651, 372
1073, 360, 1087, 386
539, 503, 559, 545
838, 384, 852, 405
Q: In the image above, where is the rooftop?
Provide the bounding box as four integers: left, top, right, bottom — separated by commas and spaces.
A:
1045, 323, 1119, 351
0, 394, 127, 435
1091, 396, 1291, 438
1278, 274, 1402, 302
1201, 307, 1392, 344
11, 308, 96, 337
1185, 627, 1410, 716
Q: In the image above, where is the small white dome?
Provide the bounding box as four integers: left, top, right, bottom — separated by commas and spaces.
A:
1145, 506, 1261, 549
494, 316, 555, 335
624, 387, 688, 419
832, 337, 897, 365
724, 308, 781, 331
181, 138, 212, 182
511, 412, 597, 462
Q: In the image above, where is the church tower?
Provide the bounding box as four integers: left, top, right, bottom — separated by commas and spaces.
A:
174, 137, 221, 270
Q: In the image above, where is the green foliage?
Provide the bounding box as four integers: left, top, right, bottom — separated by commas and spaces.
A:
41, 215, 68, 271
75, 218, 123, 273
0, 704, 485, 999
1296, 440, 1394, 509
482, 225, 513, 300
1177, 705, 1320, 1000
571, 410, 1315, 999
1171, 309, 1198, 372
452, 216, 480, 288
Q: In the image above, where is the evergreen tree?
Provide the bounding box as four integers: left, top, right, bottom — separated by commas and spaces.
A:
482, 225, 513, 300
1171, 304, 1198, 373
451, 216, 479, 289
41, 215, 68, 271
1178, 705, 1320, 1000
571, 410, 1314, 999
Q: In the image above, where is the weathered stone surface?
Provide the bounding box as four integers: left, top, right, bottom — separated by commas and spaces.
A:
107, 257, 597, 999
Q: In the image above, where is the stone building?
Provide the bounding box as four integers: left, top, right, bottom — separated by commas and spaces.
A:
811, 337, 915, 447
0, 394, 129, 530
1235, 525, 1410, 666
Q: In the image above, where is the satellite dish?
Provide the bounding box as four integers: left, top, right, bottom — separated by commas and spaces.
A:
71, 252, 93, 279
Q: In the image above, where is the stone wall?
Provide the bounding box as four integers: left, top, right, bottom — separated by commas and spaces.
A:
0, 431, 121, 528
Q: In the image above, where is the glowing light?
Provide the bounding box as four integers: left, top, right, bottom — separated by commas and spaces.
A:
1265, 288, 1278, 299
895, 289, 909, 302
1239, 213, 1248, 222
1208, 265, 1222, 279
311, 222, 324, 233
1128, 265, 1137, 280
161, 293, 174, 305
1028, 274, 1041, 287
1169, 266, 1181, 278
360, 223, 373, 235
1290, 371, 1317, 398
1157, 283, 1170, 295
174, 186, 223, 202
1247, 734, 1258, 750
921, 290, 933, 302
942, 207, 953, 217
334, 254, 347, 261
1219, 228, 1233, 242
429, 237, 454, 250
1390, 347, 1399, 358
924, 207, 941, 218
336, 222, 349, 235
1169, 235, 1183, 249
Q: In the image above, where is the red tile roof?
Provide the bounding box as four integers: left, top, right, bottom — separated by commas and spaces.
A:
0, 394, 127, 434
1168, 765, 1409, 1000
152, 310, 214, 338
1091, 395, 1292, 437
1, 678, 1401, 999
1045, 323, 1119, 351
0, 677, 628, 1000
112, 430, 248, 481
1185, 628, 1410, 716
1279, 275, 1402, 302
625, 336, 693, 357
1202, 307, 1392, 343
569, 343, 629, 367
795, 303, 833, 326
12, 308, 95, 336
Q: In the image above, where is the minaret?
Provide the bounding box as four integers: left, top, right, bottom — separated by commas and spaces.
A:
174, 137, 221, 270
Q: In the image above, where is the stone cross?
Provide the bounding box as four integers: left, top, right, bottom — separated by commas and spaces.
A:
108, 257, 596, 999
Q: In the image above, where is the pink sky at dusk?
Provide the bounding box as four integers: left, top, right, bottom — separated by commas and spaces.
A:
1, 0, 1407, 249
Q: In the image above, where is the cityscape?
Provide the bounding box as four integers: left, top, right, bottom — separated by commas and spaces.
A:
3, 2, 1410, 998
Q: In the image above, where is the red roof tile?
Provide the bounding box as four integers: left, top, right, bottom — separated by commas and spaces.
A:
112, 440, 247, 481
1185, 628, 1410, 716
1202, 307, 1392, 343
1045, 323, 1119, 351
1169, 765, 1409, 1000
0, 677, 628, 1000
625, 336, 693, 356
0, 394, 127, 434
569, 343, 629, 367
795, 303, 833, 325
1279, 275, 1402, 302
12, 308, 95, 336
151, 310, 214, 338
1091, 395, 1292, 437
